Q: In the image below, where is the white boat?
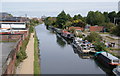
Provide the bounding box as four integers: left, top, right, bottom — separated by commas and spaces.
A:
72, 37, 82, 48
113, 65, 120, 76
79, 44, 91, 53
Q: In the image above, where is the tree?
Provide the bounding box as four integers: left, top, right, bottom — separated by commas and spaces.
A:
99, 22, 115, 32
71, 19, 86, 28
86, 11, 105, 25
73, 14, 82, 20
111, 24, 120, 36
66, 14, 72, 21
44, 17, 56, 26
103, 12, 110, 23
56, 10, 68, 28
84, 32, 102, 42
64, 21, 72, 29
108, 11, 117, 23
94, 41, 106, 51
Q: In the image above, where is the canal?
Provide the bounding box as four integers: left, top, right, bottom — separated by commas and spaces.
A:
35, 24, 113, 75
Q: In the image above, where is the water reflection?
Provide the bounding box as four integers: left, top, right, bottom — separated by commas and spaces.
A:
94, 59, 115, 76
56, 34, 66, 48
72, 45, 93, 59
36, 24, 108, 74
46, 25, 116, 75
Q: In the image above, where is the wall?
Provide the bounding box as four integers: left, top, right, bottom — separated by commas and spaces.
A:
1, 29, 29, 75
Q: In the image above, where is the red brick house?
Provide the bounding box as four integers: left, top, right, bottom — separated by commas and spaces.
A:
90, 26, 104, 32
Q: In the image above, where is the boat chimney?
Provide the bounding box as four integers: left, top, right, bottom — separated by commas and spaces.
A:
106, 52, 108, 56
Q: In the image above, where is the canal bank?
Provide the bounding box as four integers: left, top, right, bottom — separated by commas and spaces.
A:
35, 24, 110, 75
34, 31, 40, 74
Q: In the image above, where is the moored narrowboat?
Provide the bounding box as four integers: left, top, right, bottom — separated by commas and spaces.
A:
61, 30, 74, 40
95, 51, 120, 67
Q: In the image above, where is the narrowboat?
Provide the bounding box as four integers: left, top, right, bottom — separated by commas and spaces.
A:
61, 30, 74, 40
55, 28, 62, 35
95, 51, 120, 67
113, 65, 120, 76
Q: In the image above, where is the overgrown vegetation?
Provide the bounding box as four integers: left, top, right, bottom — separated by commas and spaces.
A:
34, 32, 40, 75
84, 32, 102, 42
15, 36, 30, 66
84, 32, 107, 51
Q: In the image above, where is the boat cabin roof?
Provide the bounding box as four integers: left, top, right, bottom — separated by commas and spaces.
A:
101, 52, 119, 60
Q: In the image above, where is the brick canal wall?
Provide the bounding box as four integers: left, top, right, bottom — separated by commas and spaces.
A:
3, 38, 23, 74
2, 29, 29, 74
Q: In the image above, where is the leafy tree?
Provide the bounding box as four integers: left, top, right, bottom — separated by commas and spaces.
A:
86, 11, 105, 25
71, 19, 86, 28
103, 12, 110, 23
56, 10, 68, 28
94, 41, 106, 51
108, 11, 117, 23
84, 32, 102, 42
44, 17, 56, 26
99, 22, 115, 32
64, 21, 72, 29
111, 24, 120, 36
66, 14, 72, 21
73, 14, 82, 20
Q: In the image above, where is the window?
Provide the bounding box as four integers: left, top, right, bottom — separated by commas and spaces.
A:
113, 60, 119, 63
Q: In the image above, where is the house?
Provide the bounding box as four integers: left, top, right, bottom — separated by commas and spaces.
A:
90, 26, 104, 32
69, 27, 84, 31
69, 27, 84, 36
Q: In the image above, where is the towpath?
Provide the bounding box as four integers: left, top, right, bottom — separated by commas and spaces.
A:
16, 33, 34, 74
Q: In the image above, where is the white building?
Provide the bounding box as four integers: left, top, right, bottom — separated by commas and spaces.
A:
0, 22, 27, 34
0, 22, 26, 29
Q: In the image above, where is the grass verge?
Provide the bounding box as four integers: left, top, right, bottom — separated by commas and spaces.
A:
34, 32, 40, 75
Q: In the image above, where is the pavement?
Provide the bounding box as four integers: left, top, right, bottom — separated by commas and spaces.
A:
16, 33, 34, 74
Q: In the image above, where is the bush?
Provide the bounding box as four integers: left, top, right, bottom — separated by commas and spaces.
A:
84, 32, 102, 42
29, 26, 34, 33
93, 41, 106, 51
15, 35, 30, 66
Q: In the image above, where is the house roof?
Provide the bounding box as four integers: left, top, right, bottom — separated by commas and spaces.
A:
62, 30, 71, 34
90, 26, 104, 32
0, 17, 28, 22
69, 27, 84, 31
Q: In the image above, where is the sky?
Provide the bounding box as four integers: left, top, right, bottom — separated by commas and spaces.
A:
1, 0, 120, 2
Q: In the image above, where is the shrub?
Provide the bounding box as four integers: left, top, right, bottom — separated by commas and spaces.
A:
93, 41, 106, 51
84, 32, 102, 42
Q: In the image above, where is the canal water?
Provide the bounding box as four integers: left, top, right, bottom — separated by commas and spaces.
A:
35, 24, 112, 75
